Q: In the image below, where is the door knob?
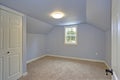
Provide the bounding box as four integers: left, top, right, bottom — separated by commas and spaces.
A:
7, 51, 10, 54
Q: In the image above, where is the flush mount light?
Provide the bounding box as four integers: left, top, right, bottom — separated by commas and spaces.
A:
50, 11, 65, 19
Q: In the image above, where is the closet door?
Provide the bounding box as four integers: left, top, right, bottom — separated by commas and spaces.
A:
0, 9, 5, 80
0, 57, 3, 80
1, 9, 22, 80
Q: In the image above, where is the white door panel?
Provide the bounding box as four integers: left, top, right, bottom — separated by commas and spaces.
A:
0, 57, 4, 80
9, 13, 22, 49
0, 23, 3, 50
6, 50, 21, 80
9, 26, 19, 48
0, 9, 4, 53
9, 55, 19, 75
1, 10, 9, 50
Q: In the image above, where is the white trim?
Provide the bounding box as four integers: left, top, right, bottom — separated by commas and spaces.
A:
45, 54, 105, 63
27, 54, 106, 64
26, 55, 46, 64
0, 5, 24, 16
104, 61, 111, 69
22, 72, 28, 77
113, 72, 119, 80
64, 26, 78, 45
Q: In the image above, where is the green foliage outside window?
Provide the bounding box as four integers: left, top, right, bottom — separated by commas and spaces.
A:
65, 26, 77, 44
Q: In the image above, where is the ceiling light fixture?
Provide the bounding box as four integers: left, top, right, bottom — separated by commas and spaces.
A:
50, 11, 65, 19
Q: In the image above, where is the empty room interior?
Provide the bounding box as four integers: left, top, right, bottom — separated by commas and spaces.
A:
0, 0, 120, 80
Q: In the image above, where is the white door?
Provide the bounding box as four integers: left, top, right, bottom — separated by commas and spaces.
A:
111, 0, 120, 79
1, 9, 22, 80
0, 9, 5, 80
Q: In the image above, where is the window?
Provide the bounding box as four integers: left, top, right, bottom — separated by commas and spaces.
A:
65, 26, 77, 44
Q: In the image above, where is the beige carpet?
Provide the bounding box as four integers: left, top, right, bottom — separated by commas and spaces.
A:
19, 56, 111, 80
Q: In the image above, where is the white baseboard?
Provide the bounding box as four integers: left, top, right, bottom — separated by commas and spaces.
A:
26, 54, 108, 64
27, 54, 107, 66
103, 61, 111, 69
26, 55, 46, 64
45, 54, 105, 63
22, 72, 28, 76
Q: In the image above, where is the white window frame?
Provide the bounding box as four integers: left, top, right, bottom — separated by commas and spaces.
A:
64, 25, 77, 45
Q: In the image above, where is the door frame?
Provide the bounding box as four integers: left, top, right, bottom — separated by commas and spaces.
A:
111, 0, 120, 79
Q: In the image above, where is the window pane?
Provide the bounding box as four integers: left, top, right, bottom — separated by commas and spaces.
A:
65, 26, 77, 44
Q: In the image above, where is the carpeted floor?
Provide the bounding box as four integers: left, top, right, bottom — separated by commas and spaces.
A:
19, 56, 111, 80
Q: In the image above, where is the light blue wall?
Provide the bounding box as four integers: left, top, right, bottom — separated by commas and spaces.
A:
105, 29, 111, 67
26, 16, 53, 63
22, 16, 27, 74
27, 33, 46, 62
46, 24, 106, 60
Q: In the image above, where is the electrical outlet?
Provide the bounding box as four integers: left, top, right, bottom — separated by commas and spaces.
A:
96, 52, 98, 55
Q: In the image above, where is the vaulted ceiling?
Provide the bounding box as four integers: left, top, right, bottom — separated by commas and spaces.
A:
0, 0, 111, 33
86, 0, 111, 31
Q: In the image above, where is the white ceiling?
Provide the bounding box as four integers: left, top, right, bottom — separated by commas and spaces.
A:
0, 0, 111, 32
27, 16, 53, 34
0, 0, 86, 25
86, 0, 111, 31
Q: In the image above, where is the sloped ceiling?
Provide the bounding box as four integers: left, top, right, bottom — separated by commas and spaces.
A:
27, 16, 53, 34
0, 0, 86, 25
86, 0, 111, 31
0, 0, 111, 33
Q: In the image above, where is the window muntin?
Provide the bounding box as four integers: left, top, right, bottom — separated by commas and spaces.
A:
65, 26, 77, 44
